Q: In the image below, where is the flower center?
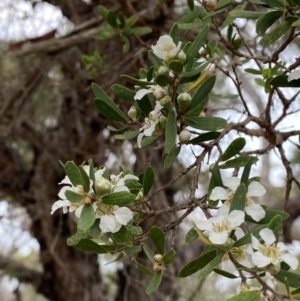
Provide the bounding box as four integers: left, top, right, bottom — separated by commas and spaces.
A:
259, 245, 281, 260
163, 44, 175, 52
212, 220, 230, 232
231, 247, 246, 262
143, 117, 152, 129
110, 175, 120, 186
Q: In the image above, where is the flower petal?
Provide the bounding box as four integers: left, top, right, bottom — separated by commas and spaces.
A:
210, 187, 228, 200
252, 251, 272, 267
281, 253, 298, 270
223, 177, 240, 192
259, 228, 275, 245
75, 205, 84, 218
58, 176, 72, 185
114, 207, 133, 225
287, 70, 300, 82
124, 174, 139, 181
209, 230, 228, 245
137, 133, 144, 148
100, 214, 116, 233
247, 181, 266, 197
228, 210, 245, 227
95, 168, 105, 181
114, 185, 130, 193
58, 186, 72, 200
134, 88, 151, 100
51, 200, 71, 214
245, 203, 266, 222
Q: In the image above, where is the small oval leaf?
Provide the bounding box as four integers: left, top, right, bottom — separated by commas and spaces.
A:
149, 226, 165, 254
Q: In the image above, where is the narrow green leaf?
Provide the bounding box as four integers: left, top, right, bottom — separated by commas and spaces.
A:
230, 184, 246, 212
148, 50, 163, 69
259, 21, 291, 47
121, 75, 153, 86
164, 146, 181, 168
64, 161, 82, 186
267, 215, 282, 239
101, 192, 134, 206
115, 130, 140, 140
213, 268, 238, 279
270, 75, 300, 87
221, 5, 243, 28
124, 245, 142, 255
189, 75, 216, 110
244, 68, 261, 75
142, 242, 155, 263
225, 291, 260, 301
137, 135, 161, 149
165, 110, 177, 154
292, 19, 300, 27
97, 5, 109, 18
67, 229, 89, 246
143, 167, 154, 196
136, 94, 153, 116
216, 0, 234, 10
229, 10, 264, 19
163, 249, 175, 264
136, 261, 154, 276
186, 228, 199, 243
117, 12, 125, 29
187, 0, 194, 10
185, 24, 209, 70
184, 116, 227, 131
187, 132, 220, 144
198, 250, 223, 279
178, 7, 203, 24
107, 11, 118, 28
240, 158, 254, 187
291, 286, 300, 296
79, 166, 90, 193
74, 239, 116, 254
146, 271, 162, 295
274, 270, 300, 288
221, 138, 246, 161
149, 226, 165, 254
125, 15, 139, 27
264, 0, 286, 8
186, 97, 208, 117
111, 84, 135, 101
169, 23, 179, 44
64, 190, 83, 203
121, 35, 130, 53
220, 156, 258, 169
256, 11, 284, 35
178, 250, 216, 277
180, 62, 209, 84
78, 204, 96, 230
208, 163, 223, 196
130, 26, 152, 36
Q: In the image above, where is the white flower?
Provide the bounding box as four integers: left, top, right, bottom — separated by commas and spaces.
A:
137, 101, 163, 148
134, 84, 168, 101
51, 199, 71, 215
210, 177, 266, 222
251, 228, 298, 270
197, 206, 245, 245
151, 35, 182, 61
110, 172, 139, 193
287, 70, 300, 82
99, 206, 133, 233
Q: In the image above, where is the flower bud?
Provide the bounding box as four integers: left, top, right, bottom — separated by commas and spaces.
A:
176, 50, 186, 64
153, 86, 168, 100
153, 262, 162, 272
159, 115, 167, 129
128, 106, 137, 121
135, 190, 144, 201
157, 66, 169, 76
179, 130, 191, 143
153, 254, 164, 264
204, 0, 217, 11
95, 178, 112, 196
160, 95, 171, 107
177, 92, 192, 110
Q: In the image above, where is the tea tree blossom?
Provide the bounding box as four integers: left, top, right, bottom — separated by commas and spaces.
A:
197, 205, 245, 245
251, 228, 298, 270
210, 177, 266, 222
151, 35, 182, 61
110, 172, 139, 193
137, 101, 163, 148
134, 84, 168, 101
98, 206, 133, 233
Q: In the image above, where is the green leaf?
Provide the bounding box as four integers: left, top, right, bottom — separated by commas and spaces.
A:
186, 97, 208, 117
64, 161, 82, 186
117, 12, 125, 29
274, 270, 300, 288
101, 192, 135, 206
179, 62, 210, 84
165, 110, 177, 154
183, 116, 227, 131
216, 0, 235, 10
208, 163, 223, 197
270, 75, 300, 87
164, 146, 181, 168
155, 74, 170, 87
146, 271, 162, 295
136, 94, 153, 116
74, 239, 116, 254
169, 23, 179, 44
185, 24, 209, 70
230, 184, 246, 212
249, 209, 288, 224
264, 0, 286, 8
240, 157, 254, 187
292, 18, 300, 27
67, 228, 89, 246
187, 132, 220, 144
220, 156, 258, 169
187, 0, 194, 10
121, 35, 130, 53
111, 84, 135, 101
97, 5, 109, 18
291, 287, 300, 296
213, 268, 238, 279
107, 11, 118, 28
148, 50, 163, 69
142, 242, 155, 263
149, 226, 165, 254
256, 11, 284, 35
229, 10, 264, 19
129, 26, 152, 36
137, 135, 161, 149
79, 166, 90, 193
143, 166, 154, 196
225, 291, 260, 301
189, 75, 216, 110
64, 190, 83, 203
93, 83, 128, 122
244, 68, 261, 75
136, 261, 154, 276
115, 130, 140, 140
105, 253, 124, 265
259, 21, 291, 47
221, 5, 243, 28
267, 215, 282, 239
221, 138, 246, 161
178, 7, 203, 24
121, 75, 153, 86
126, 15, 139, 27
163, 249, 175, 264
169, 60, 183, 73
186, 228, 199, 243
198, 250, 223, 279
95, 25, 117, 41
78, 204, 96, 231
124, 245, 142, 255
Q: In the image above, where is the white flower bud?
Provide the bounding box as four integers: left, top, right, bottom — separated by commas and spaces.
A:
153, 254, 164, 264
152, 86, 168, 100
176, 50, 186, 64
153, 262, 162, 272
179, 130, 191, 143
177, 92, 192, 110
95, 178, 112, 196
157, 66, 169, 76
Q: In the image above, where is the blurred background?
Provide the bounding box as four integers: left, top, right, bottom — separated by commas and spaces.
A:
0, 0, 299, 300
